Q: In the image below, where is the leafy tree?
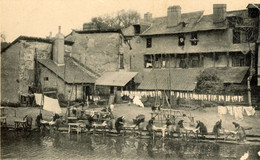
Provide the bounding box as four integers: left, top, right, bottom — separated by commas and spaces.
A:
91, 9, 140, 30
196, 70, 224, 94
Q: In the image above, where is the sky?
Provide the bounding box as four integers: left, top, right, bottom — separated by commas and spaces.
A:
1, 0, 260, 42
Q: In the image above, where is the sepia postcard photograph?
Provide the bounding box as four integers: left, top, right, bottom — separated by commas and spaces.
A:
1, 0, 260, 159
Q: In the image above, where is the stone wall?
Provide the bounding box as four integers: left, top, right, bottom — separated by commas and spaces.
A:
19, 41, 52, 97
1, 43, 21, 103
66, 32, 131, 74
1, 39, 72, 103
39, 65, 85, 101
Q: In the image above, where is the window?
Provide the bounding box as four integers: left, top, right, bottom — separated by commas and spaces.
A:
119, 54, 124, 69
233, 29, 241, 44
134, 25, 140, 34
161, 54, 166, 68
232, 53, 245, 67
233, 28, 256, 44
44, 77, 49, 81
240, 58, 245, 66
190, 55, 199, 68
178, 34, 185, 46
144, 55, 153, 68
146, 38, 152, 48
179, 59, 187, 68
190, 32, 198, 45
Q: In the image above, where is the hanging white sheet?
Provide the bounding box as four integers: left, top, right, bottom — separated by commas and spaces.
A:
43, 96, 62, 114
218, 106, 227, 115
34, 93, 43, 105
243, 106, 255, 116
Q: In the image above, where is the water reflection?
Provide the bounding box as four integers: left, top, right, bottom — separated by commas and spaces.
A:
1, 130, 260, 160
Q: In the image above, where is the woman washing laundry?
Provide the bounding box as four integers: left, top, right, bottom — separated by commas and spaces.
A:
176, 120, 185, 138
232, 122, 246, 142
115, 116, 125, 134
196, 120, 208, 138
146, 117, 155, 136
213, 120, 222, 139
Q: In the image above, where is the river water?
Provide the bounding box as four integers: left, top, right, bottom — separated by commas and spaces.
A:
1, 130, 260, 160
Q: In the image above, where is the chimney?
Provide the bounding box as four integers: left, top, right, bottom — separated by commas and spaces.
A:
213, 4, 226, 23
144, 12, 152, 22
53, 26, 65, 66
167, 5, 181, 27
83, 22, 97, 31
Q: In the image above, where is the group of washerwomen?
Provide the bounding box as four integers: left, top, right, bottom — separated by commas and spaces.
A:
22, 112, 62, 130
22, 105, 246, 141
145, 116, 246, 142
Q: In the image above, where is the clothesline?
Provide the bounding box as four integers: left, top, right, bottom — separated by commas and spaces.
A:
121, 90, 244, 103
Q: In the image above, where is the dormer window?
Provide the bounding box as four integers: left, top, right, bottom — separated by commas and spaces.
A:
178, 34, 185, 46
146, 38, 152, 48
133, 25, 141, 35
190, 32, 198, 45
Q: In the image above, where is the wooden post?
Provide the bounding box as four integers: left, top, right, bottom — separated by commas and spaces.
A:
174, 54, 177, 68
186, 53, 189, 68
199, 53, 202, 67
226, 52, 230, 67
213, 52, 216, 68
168, 54, 172, 108
75, 85, 77, 100
244, 53, 247, 66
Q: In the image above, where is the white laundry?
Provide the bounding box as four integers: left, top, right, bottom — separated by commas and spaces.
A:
129, 94, 134, 99
133, 96, 144, 108
233, 106, 244, 121
243, 106, 255, 116
226, 106, 234, 116
218, 106, 227, 115
43, 96, 62, 114
34, 93, 43, 105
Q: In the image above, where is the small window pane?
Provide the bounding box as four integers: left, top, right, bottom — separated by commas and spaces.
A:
178, 34, 185, 46
146, 38, 152, 48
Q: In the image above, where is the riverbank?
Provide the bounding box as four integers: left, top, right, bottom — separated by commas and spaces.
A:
1, 103, 260, 136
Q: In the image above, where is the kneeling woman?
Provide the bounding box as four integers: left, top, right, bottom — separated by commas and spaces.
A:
115, 116, 125, 133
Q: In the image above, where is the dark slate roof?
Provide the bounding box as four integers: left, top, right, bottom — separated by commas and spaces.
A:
38, 57, 97, 84
65, 29, 121, 39
121, 21, 152, 37
73, 29, 120, 34
1, 36, 74, 53
1, 42, 10, 51
247, 4, 260, 8
204, 67, 249, 83
141, 10, 229, 36
138, 67, 249, 91
138, 68, 202, 91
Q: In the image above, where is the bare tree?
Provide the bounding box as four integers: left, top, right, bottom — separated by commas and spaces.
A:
1, 33, 6, 42
91, 9, 140, 30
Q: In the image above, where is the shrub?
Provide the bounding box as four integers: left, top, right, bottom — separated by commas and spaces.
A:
196, 70, 224, 94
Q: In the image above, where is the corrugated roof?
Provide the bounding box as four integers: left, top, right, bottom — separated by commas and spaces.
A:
204, 67, 249, 83
138, 68, 202, 91
38, 57, 97, 84
95, 72, 138, 86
